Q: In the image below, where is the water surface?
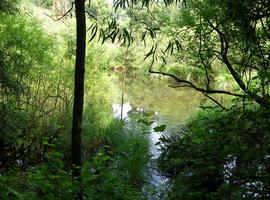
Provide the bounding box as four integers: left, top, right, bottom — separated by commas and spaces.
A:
110, 72, 205, 199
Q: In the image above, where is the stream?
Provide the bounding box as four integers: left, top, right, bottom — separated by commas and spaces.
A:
110, 72, 205, 199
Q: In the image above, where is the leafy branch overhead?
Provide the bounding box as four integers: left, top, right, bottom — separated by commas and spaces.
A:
89, 0, 270, 109
45, 0, 270, 109
86, 0, 186, 47
113, 0, 187, 9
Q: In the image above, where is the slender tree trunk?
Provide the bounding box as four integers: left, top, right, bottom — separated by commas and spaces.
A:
71, 0, 86, 177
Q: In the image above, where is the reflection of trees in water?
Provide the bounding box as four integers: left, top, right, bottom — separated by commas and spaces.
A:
112, 73, 205, 121
127, 105, 149, 116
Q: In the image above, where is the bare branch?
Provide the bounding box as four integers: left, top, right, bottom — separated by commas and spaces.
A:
203, 93, 226, 110
260, 18, 270, 40
208, 20, 249, 94
85, 10, 97, 21
149, 69, 244, 97
44, 2, 75, 21
199, 16, 211, 90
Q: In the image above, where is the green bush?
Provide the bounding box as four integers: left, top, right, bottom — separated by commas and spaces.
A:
0, 148, 148, 200
0, 13, 53, 147
158, 107, 270, 200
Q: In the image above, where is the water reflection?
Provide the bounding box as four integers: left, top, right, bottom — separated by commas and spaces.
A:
110, 72, 204, 199
109, 72, 205, 122
112, 102, 169, 199
112, 102, 132, 119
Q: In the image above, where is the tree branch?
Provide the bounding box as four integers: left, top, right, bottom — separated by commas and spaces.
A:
260, 18, 270, 40
199, 16, 211, 90
149, 69, 244, 97
44, 2, 75, 21
203, 93, 226, 110
208, 20, 248, 93
85, 10, 97, 20
208, 20, 270, 108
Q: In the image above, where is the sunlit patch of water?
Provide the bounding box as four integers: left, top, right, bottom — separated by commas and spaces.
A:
112, 103, 169, 199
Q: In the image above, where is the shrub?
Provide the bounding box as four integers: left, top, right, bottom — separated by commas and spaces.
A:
158, 107, 270, 200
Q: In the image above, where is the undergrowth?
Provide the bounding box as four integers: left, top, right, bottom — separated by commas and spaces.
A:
158, 106, 270, 200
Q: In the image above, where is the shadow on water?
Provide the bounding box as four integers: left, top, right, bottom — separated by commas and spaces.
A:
110, 71, 205, 199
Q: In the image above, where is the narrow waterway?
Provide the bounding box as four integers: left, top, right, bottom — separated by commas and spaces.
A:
112, 102, 170, 199
110, 71, 205, 199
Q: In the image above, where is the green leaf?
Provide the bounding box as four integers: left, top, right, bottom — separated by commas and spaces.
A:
153, 124, 167, 132
137, 118, 154, 125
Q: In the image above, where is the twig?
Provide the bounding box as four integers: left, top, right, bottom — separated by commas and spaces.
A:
199, 16, 211, 90
85, 10, 97, 20
260, 18, 270, 40
203, 93, 226, 110
44, 2, 75, 21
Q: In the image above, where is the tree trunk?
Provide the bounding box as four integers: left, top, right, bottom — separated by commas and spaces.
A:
71, 0, 86, 177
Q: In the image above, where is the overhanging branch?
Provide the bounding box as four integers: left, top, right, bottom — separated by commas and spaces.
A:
148, 69, 244, 97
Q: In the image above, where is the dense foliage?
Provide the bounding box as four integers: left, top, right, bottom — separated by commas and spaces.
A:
0, 1, 150, 199
1, 0, 270, 199
159, 107, 270, 199
96, 0, 270, 108
0, 0, 19, 13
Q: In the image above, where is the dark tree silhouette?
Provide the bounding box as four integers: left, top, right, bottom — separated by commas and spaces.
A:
71, 0, 86, 177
